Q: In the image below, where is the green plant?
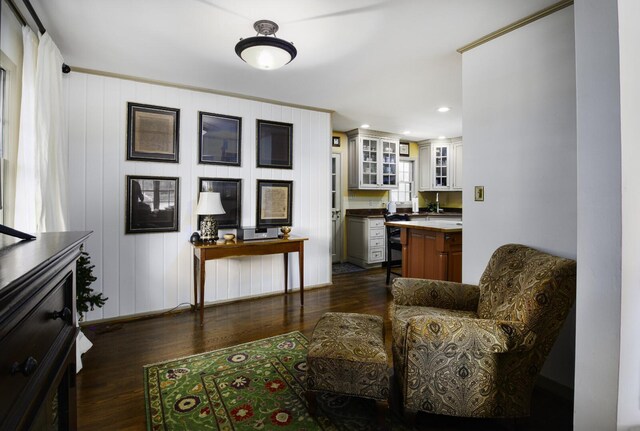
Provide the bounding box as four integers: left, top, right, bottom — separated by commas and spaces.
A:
426, 202, 438, 213
76, 246, 107, 319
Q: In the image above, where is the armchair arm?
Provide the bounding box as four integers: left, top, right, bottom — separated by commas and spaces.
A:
392, 278, 480, 312
406, 314, 536, 354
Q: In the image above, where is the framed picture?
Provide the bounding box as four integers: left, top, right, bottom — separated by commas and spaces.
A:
256, 179, 293, 227
332, 136, 340, 147
474, 185, 485, 202
198, 178, 242, 229
257, 120, 293, 169
127, 103, 180, 162
199, 112, 241, 166
126, 175, 179, 234
399, 142, 410, 157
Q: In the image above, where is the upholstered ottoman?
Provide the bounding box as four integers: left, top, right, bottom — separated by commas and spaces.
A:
306, 312, 390, 422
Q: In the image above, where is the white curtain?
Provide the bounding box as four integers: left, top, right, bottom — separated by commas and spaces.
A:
35, 33, 68, 232
13, 27, 38, 233
14, 27, 68, 233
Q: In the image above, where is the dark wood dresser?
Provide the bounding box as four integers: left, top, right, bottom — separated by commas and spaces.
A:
0, 232, 91, 431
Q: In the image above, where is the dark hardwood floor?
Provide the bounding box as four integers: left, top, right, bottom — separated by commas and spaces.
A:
77, 268, 573, 430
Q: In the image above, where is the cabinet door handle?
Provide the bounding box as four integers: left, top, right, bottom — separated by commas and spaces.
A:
11, 356, 38, 377
52, 307, 72, 323
445, 235, 451, 240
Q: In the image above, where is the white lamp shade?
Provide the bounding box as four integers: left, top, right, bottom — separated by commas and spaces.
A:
196, 192, 226, 215
240, 45, 292, 70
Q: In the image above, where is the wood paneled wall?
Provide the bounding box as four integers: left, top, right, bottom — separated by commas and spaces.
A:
64, 73, 332, 322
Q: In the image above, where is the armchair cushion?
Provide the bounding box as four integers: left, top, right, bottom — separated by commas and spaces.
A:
392, 278, 480, 311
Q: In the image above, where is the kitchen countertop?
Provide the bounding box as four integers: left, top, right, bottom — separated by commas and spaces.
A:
384, 219, 463, 233
345, 209, 462, 219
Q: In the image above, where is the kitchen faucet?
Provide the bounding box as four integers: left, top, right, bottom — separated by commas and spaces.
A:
436, 192, 440, 213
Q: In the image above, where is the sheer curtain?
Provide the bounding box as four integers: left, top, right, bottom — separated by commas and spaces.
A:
13, 27, 38, 233
14, 27, 68, 233
35, 33, 68, 232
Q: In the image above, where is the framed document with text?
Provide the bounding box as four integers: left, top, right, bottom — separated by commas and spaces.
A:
256, 179, 292, 227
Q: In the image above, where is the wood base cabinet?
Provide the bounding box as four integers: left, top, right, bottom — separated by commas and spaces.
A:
0, 232, 91, 431
401, 229, 462, 282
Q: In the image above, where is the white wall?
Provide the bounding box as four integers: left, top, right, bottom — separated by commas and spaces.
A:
461, 7, 577, 388
64, 72, 332, 322
574, 1, 622, 429
618, 2, 640, 427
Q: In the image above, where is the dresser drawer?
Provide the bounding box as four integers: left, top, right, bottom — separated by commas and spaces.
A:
370, 238, 385, 248
0, 272, 73, 422
369, 219, 385, 228
369, 248, 384, 262
369, 228, 385, 239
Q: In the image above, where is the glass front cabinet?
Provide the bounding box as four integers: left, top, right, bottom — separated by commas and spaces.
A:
348, 130, 400, 190
418, 138, 462, 191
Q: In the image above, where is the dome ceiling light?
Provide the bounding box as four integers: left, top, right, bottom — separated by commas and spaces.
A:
235, 20, 297, 70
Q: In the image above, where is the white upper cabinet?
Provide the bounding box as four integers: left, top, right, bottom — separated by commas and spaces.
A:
451, 139, 463, 190
418, 137, 462, 191
348, 129, 400, 190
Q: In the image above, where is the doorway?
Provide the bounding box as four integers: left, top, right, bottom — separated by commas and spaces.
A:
331, 153, 342, 263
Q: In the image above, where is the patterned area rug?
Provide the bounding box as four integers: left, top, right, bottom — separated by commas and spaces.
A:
144, 332, 408, 430
332, 262, 366, 275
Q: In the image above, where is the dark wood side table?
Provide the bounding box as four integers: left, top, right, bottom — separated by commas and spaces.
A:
191, 236, 308, 326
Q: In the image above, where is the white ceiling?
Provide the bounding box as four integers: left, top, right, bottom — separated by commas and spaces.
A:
27, 0, 558, 141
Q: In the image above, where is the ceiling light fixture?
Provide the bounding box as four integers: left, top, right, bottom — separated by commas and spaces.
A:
403, 131, 411, 135
235, 20, 297, 70
438, 135, 446, 139
437, 107, 451, 113
361, 124, 371, 129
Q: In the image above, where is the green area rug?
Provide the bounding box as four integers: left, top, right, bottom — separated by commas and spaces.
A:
144, 331, 408, 430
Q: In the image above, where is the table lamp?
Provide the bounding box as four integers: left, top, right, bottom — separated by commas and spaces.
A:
196, 192, 226, 241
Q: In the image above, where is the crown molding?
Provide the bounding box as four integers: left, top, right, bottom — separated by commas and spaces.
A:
68, 66, 334, 114
457, 0, 573, 54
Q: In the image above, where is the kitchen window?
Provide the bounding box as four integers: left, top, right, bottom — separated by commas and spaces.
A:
390, 160, 415, 204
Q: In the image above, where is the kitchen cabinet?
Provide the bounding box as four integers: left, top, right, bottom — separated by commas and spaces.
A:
418, 138, 462, 191
346, 216, 386, 268
452, 140, 463, 190
384, 220, 462, 282
347, 129, 400, 190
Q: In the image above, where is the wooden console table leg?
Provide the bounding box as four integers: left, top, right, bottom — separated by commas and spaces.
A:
283, 252, 289, 294
199, 258, 206, 327
193, 255, 198, 311
299, 244, 304, 306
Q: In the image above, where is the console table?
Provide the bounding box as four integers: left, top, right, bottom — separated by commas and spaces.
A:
192, 236, 308, 326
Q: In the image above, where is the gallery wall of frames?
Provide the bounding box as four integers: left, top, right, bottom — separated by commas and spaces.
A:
64, 72, 332, 322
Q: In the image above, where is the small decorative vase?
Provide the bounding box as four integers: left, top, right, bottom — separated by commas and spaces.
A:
280, 226, 291, 238
190, 232, 201, 244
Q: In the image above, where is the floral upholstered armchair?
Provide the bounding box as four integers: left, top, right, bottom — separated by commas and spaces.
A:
390, 244, 576, 418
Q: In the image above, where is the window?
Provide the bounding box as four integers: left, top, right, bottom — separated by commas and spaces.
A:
390, 160, 415, 204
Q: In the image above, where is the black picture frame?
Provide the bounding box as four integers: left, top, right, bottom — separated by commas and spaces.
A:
127, 103, 180, 163
256, 120, 293, 169
399, 142, 410, 157
332, 136, 340, 147
126, 175, 180, 234
256, 179, 293, 227
198, 112, 242, 166
198, 178, 242, 229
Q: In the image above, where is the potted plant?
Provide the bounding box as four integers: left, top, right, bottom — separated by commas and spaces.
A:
76, 246, 107, 371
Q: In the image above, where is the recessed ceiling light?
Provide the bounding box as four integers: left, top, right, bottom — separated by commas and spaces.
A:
437, 107, 451, 113
402, 130, 411, 135
438, 135, 446, 139
361, 124, 370, 128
